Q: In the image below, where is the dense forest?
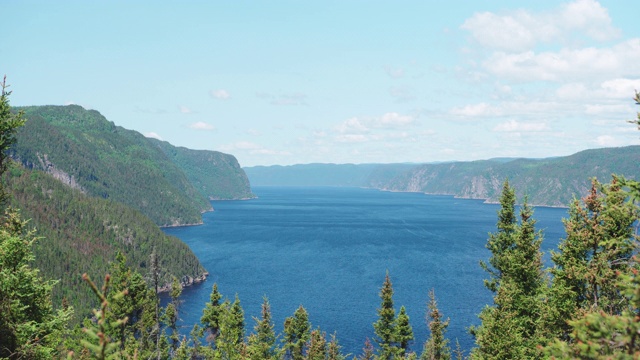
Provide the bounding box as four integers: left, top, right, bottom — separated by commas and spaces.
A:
10, 105, 254, 227
3, 78, 640, 359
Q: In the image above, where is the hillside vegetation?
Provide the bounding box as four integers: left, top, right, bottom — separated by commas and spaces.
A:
5, 165, 207, 318
150, 138, 255, 200
11, 105, 253, 226
245, 146, 640, 206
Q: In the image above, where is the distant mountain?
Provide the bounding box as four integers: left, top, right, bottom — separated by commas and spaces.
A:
244, 163, 416, 187
11, 105, 253, 226
245, 146, 640, 207
149, 139, 255, 200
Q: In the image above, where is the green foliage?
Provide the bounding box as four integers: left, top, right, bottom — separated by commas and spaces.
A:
201, 283, 224, 346
421, 290, 450, 360
283, 305, 311, 360
373, 272, 398, 360
0, 77, 26, 206
472, 182, 546, 359
545, 178, 638, 340
395, 306, 414, 356
306, 329, 327, 360
12, 104, 210, 226
5, 166, 207, 321
247, 297, 279, 360
149, 138, 255, 200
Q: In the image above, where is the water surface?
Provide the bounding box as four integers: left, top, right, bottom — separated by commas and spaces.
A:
164, 186, 567, 355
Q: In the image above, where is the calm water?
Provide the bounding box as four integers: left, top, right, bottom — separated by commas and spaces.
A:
163, 186, 568, 355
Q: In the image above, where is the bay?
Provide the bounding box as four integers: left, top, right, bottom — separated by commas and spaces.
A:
163, 186, 568, 355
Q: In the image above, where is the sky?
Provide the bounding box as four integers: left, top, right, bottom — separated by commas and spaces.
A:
3, 1, 640, 167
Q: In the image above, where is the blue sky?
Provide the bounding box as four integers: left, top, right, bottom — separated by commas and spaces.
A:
4, 1, 640, 166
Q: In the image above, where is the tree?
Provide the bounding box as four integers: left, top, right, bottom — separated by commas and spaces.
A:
201, 283, 223, 346
472, 184, 546, 359
216, 295, 246, 359
0, 77, 71, 359
327, 333, 347, 360
373, 272, 398, 360
306, 329, 327, 360
395, 305, 414, 356
283, 305, 311, 360
545, 179, 638, 340
479, 180, 517, 293
421, 290, 450, 360
359, 338, 375, 360
247, 297, 279, 360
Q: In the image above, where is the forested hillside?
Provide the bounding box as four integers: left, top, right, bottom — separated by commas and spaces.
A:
245, 146, 640, 207
149, 138, 255, 200
5, 164, 207, 319
376, 146, 640, 206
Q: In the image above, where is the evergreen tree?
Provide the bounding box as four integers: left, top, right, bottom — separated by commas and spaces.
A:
472, 185, 546, 359
283, 305, 311, 360
421, 290, 450, 360
0, 77, 71, 359
306, 329, 327, 360
327, 333, 347, 360
395, 305, 414, 356
201, 283, 223, 346
479, 180, 517, 293
164, 276, 182, 352
216, 295, 246, 359
545, 178, 638, 340
359, 338, 375, 360
247, 297, 279, 360
373, 272, 398, 360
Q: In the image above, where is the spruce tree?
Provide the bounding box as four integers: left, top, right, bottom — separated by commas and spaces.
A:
327, 333, 347, 360
373, 272, 398, 360
395, 305, 414, 356
247, 297, 279, 360
283, 305, 311, 360
306, 329, 327, 360
545, 179, 638, 340
201, 283, 223, 346
472, 184, 546, 359
421, 290, 450, 360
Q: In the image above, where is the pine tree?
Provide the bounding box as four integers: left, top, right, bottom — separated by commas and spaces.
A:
421, 290, 450, 360
395, 305, 414, 356
471, 184, 546, 359
327, 333, 347, 360
373, 272, 398, 360
247, 297, 279, 360
201, 283, 223, 346
216, 295, 246, 359
545, 178, 638, 340
359, 338, 375, 360
283, 305, 311, 360
0, 77, 71, 359
479, 180, 517, 293
306, 329, 327, 360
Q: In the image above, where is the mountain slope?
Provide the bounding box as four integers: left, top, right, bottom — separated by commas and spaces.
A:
6, 165, 207, 318
149, 138, 255, 200
377, 146, 640, 206
245, 146, 640, 206
10, 105, 216, 226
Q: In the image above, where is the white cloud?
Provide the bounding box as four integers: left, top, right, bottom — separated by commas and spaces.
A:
144, 132, 163, 140
210, 89, 230, 100
595, 134, 618, 146
188, 121, 215, 131
335, 117, 370, 134
461, 0, 620, 52
389, 86, 416, 102
377, 112, 415, 127
600, 78, 640, 99
179, 105, 193, 114
483, 39, 640, 83
493, 120, 549, 132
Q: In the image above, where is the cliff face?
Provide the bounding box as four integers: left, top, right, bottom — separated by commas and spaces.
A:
371, 147, 640, 206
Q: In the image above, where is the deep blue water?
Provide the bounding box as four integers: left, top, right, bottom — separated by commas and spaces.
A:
163, 186, 568, 356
